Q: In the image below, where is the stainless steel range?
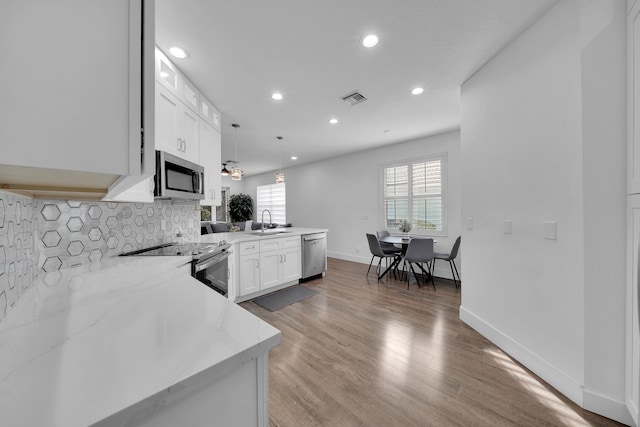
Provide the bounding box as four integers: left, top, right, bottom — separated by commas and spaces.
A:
120, 241, 232, 296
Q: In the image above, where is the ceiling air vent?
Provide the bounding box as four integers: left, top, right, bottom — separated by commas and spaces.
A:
341, 91, 368, 106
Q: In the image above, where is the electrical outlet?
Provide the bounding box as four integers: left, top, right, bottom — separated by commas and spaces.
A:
160, 220, 166, 231
544, 221, 557, 240
362, 215, 368, 220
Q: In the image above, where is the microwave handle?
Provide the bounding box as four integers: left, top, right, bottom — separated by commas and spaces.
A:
192, 171, 203, 194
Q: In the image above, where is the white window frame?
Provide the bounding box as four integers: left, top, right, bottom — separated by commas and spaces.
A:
380, 153, 448, 237
256, 183, 286, 225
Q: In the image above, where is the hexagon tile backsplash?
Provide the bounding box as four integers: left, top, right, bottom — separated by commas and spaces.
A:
0, 190, 200, 321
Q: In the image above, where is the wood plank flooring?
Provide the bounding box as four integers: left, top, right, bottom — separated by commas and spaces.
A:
241, 258, 624, 427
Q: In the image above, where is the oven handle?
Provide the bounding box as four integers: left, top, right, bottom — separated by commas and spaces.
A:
194, 251, 230, 273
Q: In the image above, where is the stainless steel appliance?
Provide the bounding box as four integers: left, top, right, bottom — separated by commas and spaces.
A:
120, 241, 231, 296
301, 233, 327, 280
154, 151, 205, 200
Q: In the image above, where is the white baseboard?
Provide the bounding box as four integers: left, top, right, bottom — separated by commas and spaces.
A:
328, 251, 460, 282
583, 390, 633, 426
459, 305, 583, 404
460, 306, 633, 426
626, 396, 639, 427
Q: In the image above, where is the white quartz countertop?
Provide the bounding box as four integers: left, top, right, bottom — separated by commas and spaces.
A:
199, 226, 328, 245
0, 255, 281, 426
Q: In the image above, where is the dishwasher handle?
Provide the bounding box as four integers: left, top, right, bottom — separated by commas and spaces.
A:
302, 233, 326, 241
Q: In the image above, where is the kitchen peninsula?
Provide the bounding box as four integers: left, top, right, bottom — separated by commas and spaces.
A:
199, 227, 328, 303
0, 254, 280, 426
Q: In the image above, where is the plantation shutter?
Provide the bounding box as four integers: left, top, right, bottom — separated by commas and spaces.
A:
257, 183, 286, 224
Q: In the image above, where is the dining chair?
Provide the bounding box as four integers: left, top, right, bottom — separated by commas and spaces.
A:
366, 233, 400, 281
402, 238, 435, 290
434, 235, 461, 289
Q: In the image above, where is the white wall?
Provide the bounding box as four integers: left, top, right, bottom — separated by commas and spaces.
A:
238, 130, 461, 280
460, 0, 628, 423
580, 0, 627, 416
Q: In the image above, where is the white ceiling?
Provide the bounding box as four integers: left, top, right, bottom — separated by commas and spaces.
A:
156, 0, 558, 177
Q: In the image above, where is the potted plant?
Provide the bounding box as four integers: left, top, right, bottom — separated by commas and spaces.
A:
399, 220, 412, 238
228, 193, 253, 223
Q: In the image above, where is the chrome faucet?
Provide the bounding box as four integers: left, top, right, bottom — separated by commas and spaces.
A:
261, 209, 272, 231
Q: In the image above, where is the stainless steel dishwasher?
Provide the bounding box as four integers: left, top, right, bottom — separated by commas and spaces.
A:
302, 233, 327, 280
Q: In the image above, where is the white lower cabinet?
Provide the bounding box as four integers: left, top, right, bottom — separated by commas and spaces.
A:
282, 243, 302, 283
238, 242, 260, 296
260, 248, 282, 289
236, 236, 302, 300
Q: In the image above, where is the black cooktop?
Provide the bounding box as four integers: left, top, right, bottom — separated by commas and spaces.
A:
119, 242, 229, 260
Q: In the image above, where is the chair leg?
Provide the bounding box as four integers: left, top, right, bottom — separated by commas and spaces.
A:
367, 255, 375, 277
429, 260, 436, 290
405, 262, 420, 287
450, 260, 461, 289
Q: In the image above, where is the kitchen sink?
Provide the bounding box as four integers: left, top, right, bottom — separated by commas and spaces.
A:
248, 229, 289, 236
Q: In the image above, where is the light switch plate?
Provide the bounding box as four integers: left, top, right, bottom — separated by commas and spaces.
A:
544, 221, 557, 240
504, 220, 512, 234
466, 217, 473, 230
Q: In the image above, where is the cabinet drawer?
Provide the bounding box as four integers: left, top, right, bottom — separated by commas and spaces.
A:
260, 239, 282, 252
282, 236, 301, 249
239, 241, 259, 255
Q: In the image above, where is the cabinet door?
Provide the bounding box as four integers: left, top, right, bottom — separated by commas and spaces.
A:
156, 47, 179, 94
199, 121, 221, 206
239, 253, 260, 296
199, 95, 222, 132
156, 84, 182, 157
260, 250, 281, 290
0, 0, 149, 178
282, 246, 302, 283
181, 78, 199, 113
180, 106, 200, 164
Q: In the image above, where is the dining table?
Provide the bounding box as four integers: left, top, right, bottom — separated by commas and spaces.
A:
377, 235, 437, 281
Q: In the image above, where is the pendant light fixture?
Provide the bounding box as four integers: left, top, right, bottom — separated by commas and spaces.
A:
231, 123, 242, 181
275, 136, 285, 184
220, 162, 230, 176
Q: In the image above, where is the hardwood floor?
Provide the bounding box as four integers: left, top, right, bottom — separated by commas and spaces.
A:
241, 258, 624, 427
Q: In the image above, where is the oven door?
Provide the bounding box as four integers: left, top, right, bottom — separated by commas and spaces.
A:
193, 251, 230, 296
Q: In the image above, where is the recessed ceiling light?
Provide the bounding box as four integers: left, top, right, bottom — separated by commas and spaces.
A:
362, 34, 379, 48
329, 118, 338, 124
291, 156, 298, 160
272, 93, 283, 100
411, 87, 424, 95
168, 46, 188, 59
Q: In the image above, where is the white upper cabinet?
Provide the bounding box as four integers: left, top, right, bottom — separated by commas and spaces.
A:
0, 0, 155, 201
155, 84, 200, 165
199, 95, 222, 132
155, 47, 221, 204
200, 121, 222, 206
156, 47, 180, 94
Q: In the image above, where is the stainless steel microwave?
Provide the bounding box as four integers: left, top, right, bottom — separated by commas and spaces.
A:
154, 151, 205, 200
